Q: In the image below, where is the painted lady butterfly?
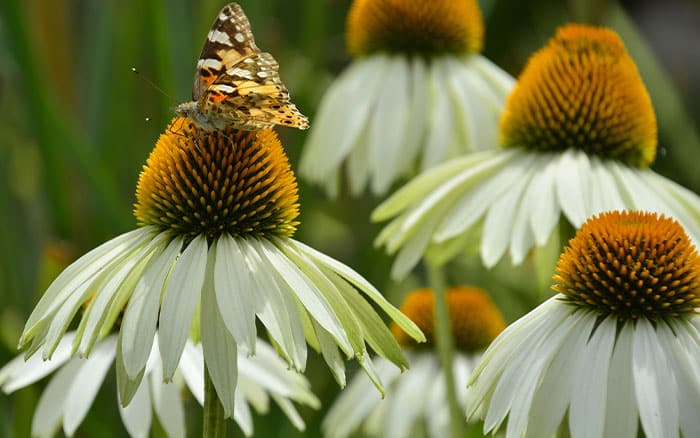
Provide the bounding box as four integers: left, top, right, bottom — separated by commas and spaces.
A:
175, 3, 309, 131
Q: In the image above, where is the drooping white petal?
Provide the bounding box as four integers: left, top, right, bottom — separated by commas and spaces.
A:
159, 235, 208, 380
31, 359, 82, 438
569, 317, 616, 438
121, 235, 181, 379
384, 354, 435, 438
422, 60, 456, 170
1, 332, 75, 393
214, 234, 257, 354
604, 321, 638, 438
63, 336, 117, 436
633, 318, 680, 438
201, 248, 238, 418
21, 227, 155, 345
150, 360, 186, 438
469, 55, 516, 98
256, 239, 352, 353
396, 56, 429, 175
180, 341, 204, 405
300, 56, 388, 183
525, 154, 560, 246
555, 150, 589, 228
369, 56, 411, 195
505, 311, 595, 438
118, 377, 152, 438
243, 239, 306, 370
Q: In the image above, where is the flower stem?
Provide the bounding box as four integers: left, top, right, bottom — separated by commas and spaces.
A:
427, 260, 464, 438
203, 367, 226, 438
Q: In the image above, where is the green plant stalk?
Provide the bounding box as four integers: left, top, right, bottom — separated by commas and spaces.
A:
427, 260, 465, 438
203, 367, 226, 438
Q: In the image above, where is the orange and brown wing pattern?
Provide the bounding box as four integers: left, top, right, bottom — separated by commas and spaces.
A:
192, 3, 259, 101
202, 52, 309, 130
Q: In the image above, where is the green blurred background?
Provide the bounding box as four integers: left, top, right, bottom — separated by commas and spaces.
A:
0, 0, 698, 436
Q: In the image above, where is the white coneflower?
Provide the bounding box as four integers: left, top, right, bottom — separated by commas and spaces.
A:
300, 0, 514, 197
17, 119, 424, 420
373, 24, 700, 279
324, 286, 506, 438
0, 333, 320, 437
467, 211, 700, 438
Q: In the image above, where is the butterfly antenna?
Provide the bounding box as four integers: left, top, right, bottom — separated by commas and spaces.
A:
131, 67, 174, 101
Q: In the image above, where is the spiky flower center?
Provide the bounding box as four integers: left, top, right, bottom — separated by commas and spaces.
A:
134, 118, 299, 242
346, 0, 484, 57
500, 24, 657, 168
391, 286, 505, 353
553, 211, 700, 320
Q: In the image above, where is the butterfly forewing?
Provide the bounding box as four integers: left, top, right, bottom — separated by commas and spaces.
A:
181, 2, 309, 131
192, 3, 259, 101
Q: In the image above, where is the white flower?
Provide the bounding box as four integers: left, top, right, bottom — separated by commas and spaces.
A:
1, 334, 320, 437
373, 24, 700, 278
324, 286, 505, 438
373, 148, 700, 278
16, 120, 424, 421
467, 211, 700, 438
324, 352, 475, 438
299, 0, 513, 197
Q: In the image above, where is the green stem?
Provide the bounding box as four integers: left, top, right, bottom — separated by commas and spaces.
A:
427, 260, 465, 438
203, 367, 226, 438
569, 0, 607, 24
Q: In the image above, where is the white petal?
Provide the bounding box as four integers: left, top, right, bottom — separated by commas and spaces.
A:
396, 56, 429, 174
385, 354, 435, 438
256, 239, 351, 353
1, 332, 75, 393
469, 55, 516, 98
214, 235, 257, 353
272, 394, 306, 430
299, 56, 388, 182
243, 239, 306, 370
201, 248, 238, 418
231, 390, 253, 436
118, 377, 152, 438
369, 56, 411, 194
31, 359, 82, 438
525, 155, 560, 246
180, 341, 204, 405
150, 364, 186, 438
480, 162, 534, 267
656, 321, 700, 438
569, 317, 616, 438
159, 235, 208, 379
588, 157, 624, 214
555, 150, 589, 228
346, 124, 372, 196
604, 321, 638, 438
506, 311, 595, 438
313, 321, 346, 387
633, 318, 679, 438
76, 233, 167, 356
422, 60, 455, 169
121, 236, 181, 378
63, 336, 117, 436
21, 227, 154, 345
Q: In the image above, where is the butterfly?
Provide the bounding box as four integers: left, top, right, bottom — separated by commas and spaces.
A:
175, 3, 309, 131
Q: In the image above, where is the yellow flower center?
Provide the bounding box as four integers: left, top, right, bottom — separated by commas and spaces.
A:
347, 0, 484, 57
500, 24, 657, 168
134, 118, 299, 241
391, 286, 505, 353
553, 211, 700, 320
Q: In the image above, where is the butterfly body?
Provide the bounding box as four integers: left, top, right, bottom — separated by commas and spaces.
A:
177, 3, 309, 131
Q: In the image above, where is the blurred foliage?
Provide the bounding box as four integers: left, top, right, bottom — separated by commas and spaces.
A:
0, 0, 697, 436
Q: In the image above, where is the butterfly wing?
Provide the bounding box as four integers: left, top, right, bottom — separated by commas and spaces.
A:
203, 52, 310, 130
192, 2, 259, 101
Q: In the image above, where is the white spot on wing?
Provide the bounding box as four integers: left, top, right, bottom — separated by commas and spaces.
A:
198, 58, 223, 69
227, 67, 254, 79
207, 29, 232, 45
235, 33, 245, 43
213, 84, 235, 93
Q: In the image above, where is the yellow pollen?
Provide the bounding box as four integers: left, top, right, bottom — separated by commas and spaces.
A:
347, 0, 483, 57
553, 211, 700, 320
391, 286, 505, 353
500, 24, 657, 167
134, 118, 299, 241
